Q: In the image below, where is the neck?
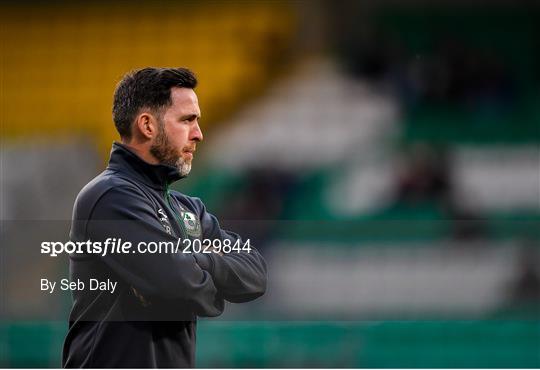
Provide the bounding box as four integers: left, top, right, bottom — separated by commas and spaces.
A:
121, 139, 159, 165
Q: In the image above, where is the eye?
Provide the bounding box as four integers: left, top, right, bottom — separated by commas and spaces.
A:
180, 115, 199, 123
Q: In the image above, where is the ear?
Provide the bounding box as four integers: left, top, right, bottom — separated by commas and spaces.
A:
133, 112, 158, 140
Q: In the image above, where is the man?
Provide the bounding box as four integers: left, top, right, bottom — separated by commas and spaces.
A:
62, 67, 267, 368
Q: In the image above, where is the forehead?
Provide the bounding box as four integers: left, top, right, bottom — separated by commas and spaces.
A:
166, 87, 200, 115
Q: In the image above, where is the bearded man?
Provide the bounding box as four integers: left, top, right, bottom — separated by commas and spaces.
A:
62, 68, 267, 368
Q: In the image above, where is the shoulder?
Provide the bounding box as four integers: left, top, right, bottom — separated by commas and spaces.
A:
72, 170, 144, 220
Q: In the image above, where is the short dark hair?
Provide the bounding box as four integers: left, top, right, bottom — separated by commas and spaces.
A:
112, 67, 197, 138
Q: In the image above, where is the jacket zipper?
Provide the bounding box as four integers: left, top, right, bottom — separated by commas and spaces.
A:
164, 185, 188, 239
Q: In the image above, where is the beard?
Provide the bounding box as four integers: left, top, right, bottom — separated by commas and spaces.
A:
150, 122, 192, 177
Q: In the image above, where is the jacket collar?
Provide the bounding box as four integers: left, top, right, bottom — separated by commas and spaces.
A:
107, 142, 183, 190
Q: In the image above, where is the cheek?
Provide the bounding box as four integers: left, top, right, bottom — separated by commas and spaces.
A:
166, 126, 189, 148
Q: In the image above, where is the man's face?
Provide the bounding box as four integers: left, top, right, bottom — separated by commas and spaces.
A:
150, 87, 203, 176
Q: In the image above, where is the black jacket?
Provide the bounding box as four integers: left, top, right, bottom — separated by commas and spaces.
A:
62, 142, 267, 368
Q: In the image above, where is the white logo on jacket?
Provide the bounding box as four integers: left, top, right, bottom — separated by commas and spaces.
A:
157, 208, 172, 235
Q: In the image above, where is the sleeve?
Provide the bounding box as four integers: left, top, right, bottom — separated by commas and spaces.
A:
191, 198, 267, 303
83, 186, 224, 317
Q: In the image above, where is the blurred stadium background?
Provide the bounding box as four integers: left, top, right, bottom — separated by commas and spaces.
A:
1, 0, 539, 367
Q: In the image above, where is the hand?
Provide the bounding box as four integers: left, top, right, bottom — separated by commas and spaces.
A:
212, 246, 224, 256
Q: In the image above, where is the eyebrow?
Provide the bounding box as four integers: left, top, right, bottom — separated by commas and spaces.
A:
180, 114, 200, 121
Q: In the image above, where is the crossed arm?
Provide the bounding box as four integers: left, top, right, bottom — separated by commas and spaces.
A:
81, 186, 267, 316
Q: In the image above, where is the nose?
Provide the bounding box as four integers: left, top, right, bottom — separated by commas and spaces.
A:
190, 122, 203, 142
